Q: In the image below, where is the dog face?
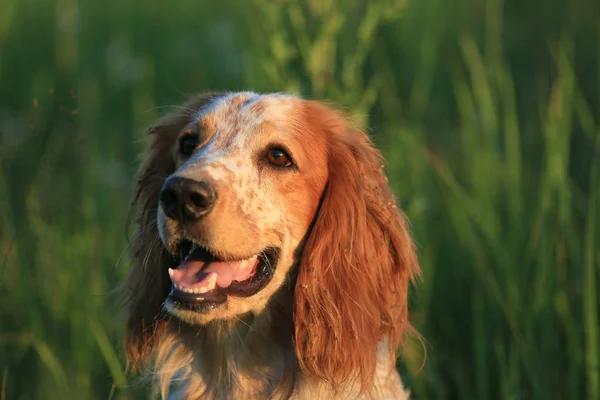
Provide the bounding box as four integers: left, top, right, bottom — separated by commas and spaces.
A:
157, 92, 328, 324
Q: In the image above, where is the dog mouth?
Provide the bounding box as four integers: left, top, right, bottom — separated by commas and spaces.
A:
167, 240, 279, 310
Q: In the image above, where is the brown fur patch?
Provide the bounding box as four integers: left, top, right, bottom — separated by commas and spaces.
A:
198, 114, 216, 139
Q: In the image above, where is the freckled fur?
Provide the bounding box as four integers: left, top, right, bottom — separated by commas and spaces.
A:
125, 91, 420, 399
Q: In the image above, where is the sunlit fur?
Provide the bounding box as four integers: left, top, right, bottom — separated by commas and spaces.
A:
124, 92, 420, 399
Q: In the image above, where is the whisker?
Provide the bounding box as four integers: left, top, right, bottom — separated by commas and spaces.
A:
137, 174, 170, 185
141, 233, 163, 271
116, 221, 160, 269
144, 105, 198, 118
232, 317, 250, 356
232, 315, 254, 332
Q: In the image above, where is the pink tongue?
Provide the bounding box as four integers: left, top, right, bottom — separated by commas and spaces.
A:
169, 256, 259, 290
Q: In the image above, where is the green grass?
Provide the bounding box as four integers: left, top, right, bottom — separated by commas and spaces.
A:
0, 0, 598, 398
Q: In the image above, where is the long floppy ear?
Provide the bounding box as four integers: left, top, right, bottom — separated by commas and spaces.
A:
124, 92, 220, 371
294, 101, 420, 392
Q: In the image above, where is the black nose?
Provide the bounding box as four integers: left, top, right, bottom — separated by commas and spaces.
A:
159, 177, 217, 222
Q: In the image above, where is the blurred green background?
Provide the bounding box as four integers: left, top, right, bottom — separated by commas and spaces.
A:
1, 0, 599, 398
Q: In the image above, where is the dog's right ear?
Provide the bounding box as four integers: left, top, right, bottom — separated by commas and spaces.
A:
124, 92, 220, 371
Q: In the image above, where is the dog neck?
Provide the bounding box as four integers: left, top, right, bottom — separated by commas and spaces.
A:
152, 289, 409, 400
155, 289, 299, 399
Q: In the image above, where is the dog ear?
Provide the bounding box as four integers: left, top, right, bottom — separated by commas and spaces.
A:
124, 92, 220, 371
293, 101, 420, 392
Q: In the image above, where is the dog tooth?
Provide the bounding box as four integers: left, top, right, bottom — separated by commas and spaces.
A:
240, 260, 248, 269
168, 268, 174, 278
197, 285, 209, 294
206, 274, 217, 291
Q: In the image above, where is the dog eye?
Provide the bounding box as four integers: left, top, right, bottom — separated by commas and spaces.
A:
266, 148, 293, 168
179, 134, 199, 156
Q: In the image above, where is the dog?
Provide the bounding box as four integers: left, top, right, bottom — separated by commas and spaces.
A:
124, 92, 420, 399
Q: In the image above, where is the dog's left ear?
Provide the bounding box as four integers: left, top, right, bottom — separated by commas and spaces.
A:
293, 101, 420, 392
124, 92, 220, 371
